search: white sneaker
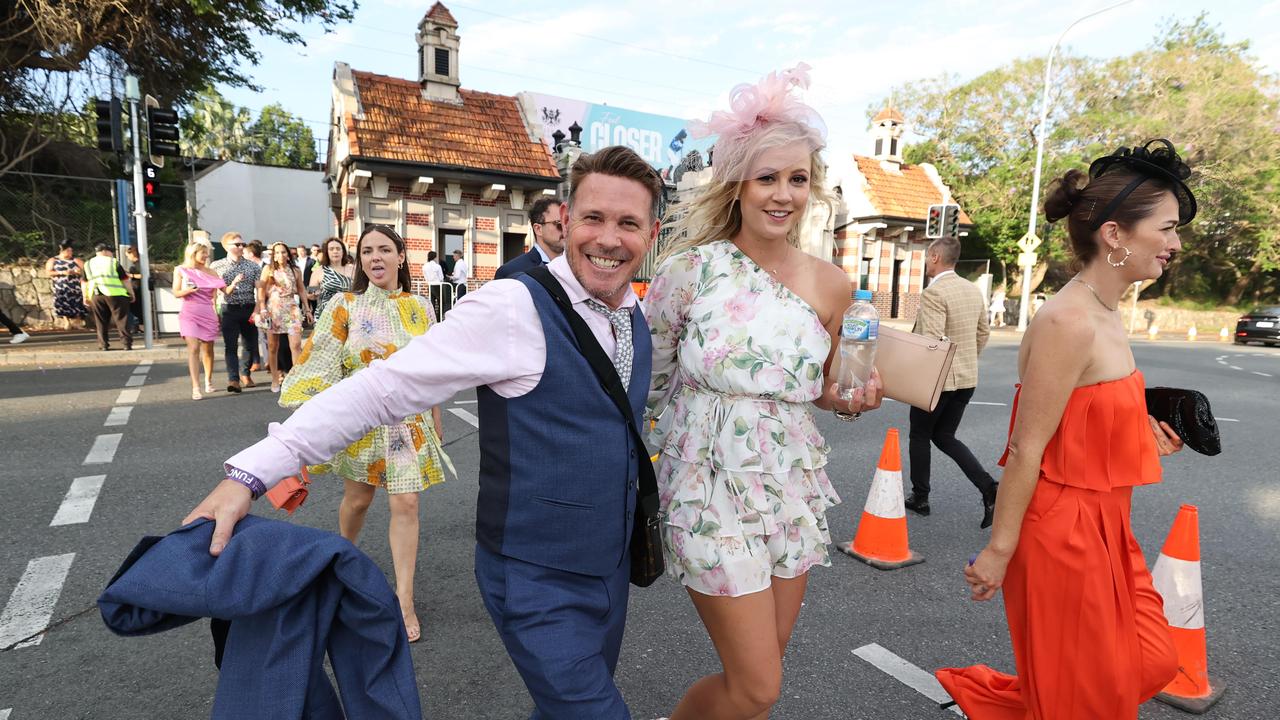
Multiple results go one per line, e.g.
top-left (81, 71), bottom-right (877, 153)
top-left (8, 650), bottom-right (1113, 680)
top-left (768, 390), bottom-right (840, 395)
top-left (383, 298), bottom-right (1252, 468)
top-left (9, 332), bottom-right (29, 344)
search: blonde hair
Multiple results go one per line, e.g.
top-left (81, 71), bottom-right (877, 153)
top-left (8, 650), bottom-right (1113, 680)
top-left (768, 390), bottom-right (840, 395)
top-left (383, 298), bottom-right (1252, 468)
top-left (660, 126), bottom-right (831, 265)
top-left (181, 242), bottom-right (209, 267)
top-left (219, 231), bottom-right (242, 246)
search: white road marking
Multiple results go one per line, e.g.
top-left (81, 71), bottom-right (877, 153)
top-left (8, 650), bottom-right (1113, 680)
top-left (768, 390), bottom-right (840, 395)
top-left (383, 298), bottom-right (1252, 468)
top-left (1, 707), bottom-right (11, 719)
top-left (104, 406), bottom-right (133, 427)
top-left (115, 388), bottom-right (141, 405)
top-left (0, 553), bottom-right (76, 649)
top-left (452, 399), bottom-right (477, 405)
top-left (449, 408), bottom-right (480, 428)
top-left (1229, 365), bottom-right (1243, 371)
top-left (135, 359), bottom-right (152, 367)
top-left (1252, 371), bottom-right (1273, 377)
top-left (83, 434), bottom-right (122, 465)
top-left (1218, 417), bottom-right (1239, 423)
top-left (853, 643), bottom-right (962, 715)
top-left (970, 401), bottom-right (1007, 406)
top-left (131, 366), bottom-right (148, 375)
top-left (124, 374), bottom-right (146, 387)
top-left (50, 475), bottom-right (107, 527)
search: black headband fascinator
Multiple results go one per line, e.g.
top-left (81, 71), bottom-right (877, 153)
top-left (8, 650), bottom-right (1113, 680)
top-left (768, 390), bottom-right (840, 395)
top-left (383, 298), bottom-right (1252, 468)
top-left (1086, 139), bottom-right (1196, 230)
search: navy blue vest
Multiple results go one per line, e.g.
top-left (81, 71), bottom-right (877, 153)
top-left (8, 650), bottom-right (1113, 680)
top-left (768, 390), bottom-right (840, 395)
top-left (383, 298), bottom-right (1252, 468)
top-left (475, 275), bottom-right (652, 577)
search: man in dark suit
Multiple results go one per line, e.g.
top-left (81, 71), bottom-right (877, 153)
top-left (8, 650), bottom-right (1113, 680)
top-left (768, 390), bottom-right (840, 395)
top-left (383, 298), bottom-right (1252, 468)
top-left (293, 243), bottom-right (315, 287)
top-left (495, 196), bottom-right (564, 279)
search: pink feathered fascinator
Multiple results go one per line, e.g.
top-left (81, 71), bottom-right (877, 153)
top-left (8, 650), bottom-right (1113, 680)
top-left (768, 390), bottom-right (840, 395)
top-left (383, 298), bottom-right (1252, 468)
top-left (689, 63), bottom-right (827, 181)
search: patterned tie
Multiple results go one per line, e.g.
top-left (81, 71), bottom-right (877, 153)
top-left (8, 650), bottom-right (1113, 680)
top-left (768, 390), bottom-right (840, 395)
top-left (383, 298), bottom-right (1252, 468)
top-left (584, 299), bottom-right (633, 389)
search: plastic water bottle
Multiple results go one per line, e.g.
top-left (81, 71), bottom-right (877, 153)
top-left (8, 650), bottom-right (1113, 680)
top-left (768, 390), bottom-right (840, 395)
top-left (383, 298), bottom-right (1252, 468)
top-left (837, 290), bottom-right (879, 401)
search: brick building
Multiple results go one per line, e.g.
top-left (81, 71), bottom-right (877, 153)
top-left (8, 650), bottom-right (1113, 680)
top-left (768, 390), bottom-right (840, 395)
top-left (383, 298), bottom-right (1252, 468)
top-left (833, 107), bottom-right (973, 320)
top-left (324, 2), bottom-right (560, 289)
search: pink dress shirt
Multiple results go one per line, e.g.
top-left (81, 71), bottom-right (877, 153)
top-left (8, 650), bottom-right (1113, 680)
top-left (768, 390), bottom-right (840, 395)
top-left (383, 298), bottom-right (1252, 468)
top-left (225, 256), bottom-right (639, 490)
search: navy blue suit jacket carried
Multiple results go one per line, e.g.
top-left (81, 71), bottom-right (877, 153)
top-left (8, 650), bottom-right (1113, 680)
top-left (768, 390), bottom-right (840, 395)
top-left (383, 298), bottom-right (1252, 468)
top-left (98, 516), bottom-right (421, 720)
top-left (493, 246), bottom-right (545, 280)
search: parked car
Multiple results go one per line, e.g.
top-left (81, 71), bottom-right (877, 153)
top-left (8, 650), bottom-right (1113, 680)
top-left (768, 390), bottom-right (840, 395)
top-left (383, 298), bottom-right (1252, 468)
top-left (1235, 305), bottom-right (1280, 346)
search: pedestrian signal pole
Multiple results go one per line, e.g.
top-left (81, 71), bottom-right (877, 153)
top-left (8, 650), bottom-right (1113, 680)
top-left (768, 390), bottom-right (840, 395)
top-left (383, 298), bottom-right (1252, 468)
top-left (125, 75), bottom-right (154, 349)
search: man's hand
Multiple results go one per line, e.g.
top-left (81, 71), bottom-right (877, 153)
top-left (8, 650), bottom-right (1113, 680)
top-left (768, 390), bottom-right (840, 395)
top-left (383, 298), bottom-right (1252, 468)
top-left (182, 479), bottom-right (253, 556)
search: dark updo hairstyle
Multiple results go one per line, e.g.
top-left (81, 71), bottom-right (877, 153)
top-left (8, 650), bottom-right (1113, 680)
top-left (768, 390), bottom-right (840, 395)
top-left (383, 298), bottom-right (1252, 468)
top-left (352, 224), bottom-right (412, 294)
top-left (1044, 139), bottom-right (1195, 266)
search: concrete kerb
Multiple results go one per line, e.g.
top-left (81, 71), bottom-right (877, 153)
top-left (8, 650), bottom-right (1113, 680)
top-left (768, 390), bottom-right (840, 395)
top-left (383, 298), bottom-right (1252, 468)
top-left (0, 345), bottom-right (185, 368)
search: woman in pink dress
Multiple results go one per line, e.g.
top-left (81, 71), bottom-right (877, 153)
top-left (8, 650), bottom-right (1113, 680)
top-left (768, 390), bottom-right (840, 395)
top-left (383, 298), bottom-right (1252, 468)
top-left (173, 242), bottom-right (245, 400)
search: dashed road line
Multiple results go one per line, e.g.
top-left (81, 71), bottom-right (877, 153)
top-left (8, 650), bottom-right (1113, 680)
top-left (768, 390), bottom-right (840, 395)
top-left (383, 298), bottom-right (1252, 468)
top-left (1218, 417), bottom-right (1239, 423)
top-left (130, 366), bottom-right (148, 374)
top-left (1252, 371), bottom-right (1273, 377)
top-left (1, 706), bottom-right (11, 719)
top-left (970, 401), bottom-right (1007, 407)
top-left (50, 476), bottom-right (107, 527)
top-left (115, 388), bottom-right (141, 405)
top-left (135, 359), bottom-right (152, 367)
top-left (83, 434), bottom-right (122, 465)
top-left (124, 374), bottom-right (146, 387)
top-left (853, 643), bottom-right (962, 716)
top-left (448, 408), bottom-right (480, 428)
top-left (0, 553), bottom-right (76, 650)
top-left (1229, 366), bottom-right (1243, 371)
top-left (104, 406), bottom-right (133, 427)
top-left (452, 399), bottom-right (478, 405)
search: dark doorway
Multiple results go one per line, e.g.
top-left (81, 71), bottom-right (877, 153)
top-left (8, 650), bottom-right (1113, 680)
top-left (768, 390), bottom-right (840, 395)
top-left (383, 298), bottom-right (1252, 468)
top-left (890, 258), bottom-right (903, 318)
top-left (503, 232), bottom-right (527, 266)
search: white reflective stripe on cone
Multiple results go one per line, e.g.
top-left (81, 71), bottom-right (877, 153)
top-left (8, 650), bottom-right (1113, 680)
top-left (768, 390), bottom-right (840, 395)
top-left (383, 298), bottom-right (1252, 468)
top-left (1152, 553), bottom-right (1205, 630)
top-left (863, 469), bottom-right (906, 519)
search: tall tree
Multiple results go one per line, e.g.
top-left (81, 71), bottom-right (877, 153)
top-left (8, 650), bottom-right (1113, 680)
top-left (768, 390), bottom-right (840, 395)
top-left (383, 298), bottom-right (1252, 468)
top-left (250, 104), bottom-right (317, 168)
top-left (181, 89), bottom-right (317, 169)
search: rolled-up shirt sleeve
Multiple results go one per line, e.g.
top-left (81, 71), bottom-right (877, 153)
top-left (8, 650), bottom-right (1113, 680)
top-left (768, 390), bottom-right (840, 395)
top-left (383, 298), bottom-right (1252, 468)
top-left (225, 279), bottom-right (544, 490)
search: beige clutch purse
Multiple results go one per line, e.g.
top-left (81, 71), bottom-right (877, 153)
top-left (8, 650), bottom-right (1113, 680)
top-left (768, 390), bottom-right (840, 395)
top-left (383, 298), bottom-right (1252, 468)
top-left (874, 326), bottom-right (957, 412)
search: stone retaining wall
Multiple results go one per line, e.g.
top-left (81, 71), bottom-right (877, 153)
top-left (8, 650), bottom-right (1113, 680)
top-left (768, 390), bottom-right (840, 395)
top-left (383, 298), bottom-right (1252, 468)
top-left (0, 262), bottom-right (56, 328)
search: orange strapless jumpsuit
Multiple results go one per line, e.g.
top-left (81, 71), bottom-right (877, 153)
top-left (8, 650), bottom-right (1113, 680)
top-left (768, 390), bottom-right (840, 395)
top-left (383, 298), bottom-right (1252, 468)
top-left (936, 370), bottom-right (1178, 719)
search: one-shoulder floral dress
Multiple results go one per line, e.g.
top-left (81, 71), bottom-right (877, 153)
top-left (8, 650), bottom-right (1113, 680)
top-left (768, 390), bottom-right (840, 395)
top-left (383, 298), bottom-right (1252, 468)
top-left (645, 241), bottom-right (840, 597)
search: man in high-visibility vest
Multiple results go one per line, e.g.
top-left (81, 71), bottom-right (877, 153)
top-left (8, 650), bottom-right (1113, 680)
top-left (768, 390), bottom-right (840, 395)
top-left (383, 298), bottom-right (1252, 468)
top-left (82, 243), bottom-right (135, 351)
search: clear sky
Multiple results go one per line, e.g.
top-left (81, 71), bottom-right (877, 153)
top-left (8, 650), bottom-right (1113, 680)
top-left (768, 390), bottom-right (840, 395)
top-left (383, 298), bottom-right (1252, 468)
top-left (220, 0), bottom-right (1277, 181)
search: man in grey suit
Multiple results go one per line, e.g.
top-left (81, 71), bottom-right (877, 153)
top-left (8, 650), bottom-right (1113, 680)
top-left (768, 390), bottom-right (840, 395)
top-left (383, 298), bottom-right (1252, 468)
top-left (495, 196), bottom-right (564, 280)
top-left (905, 236), bottom-right (999, 528)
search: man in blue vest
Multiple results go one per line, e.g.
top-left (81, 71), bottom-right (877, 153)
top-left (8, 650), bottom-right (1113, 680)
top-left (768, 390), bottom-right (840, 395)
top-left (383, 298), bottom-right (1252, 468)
top-left (185, 145), bottom-right (663, 719)
top-left (82, 243), bottom-right (135, 351)
top-left (495, 196), bottom-right (564, 279)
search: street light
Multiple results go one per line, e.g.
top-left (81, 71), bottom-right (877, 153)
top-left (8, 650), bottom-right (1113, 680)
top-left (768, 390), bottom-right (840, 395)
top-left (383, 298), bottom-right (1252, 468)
top-left (1018, 0), bottom-right (1134, 332)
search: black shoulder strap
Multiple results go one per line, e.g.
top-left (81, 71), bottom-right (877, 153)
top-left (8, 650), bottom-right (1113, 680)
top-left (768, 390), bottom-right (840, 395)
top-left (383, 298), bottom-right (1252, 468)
top-left (525, 266), bottom-right (658, 508)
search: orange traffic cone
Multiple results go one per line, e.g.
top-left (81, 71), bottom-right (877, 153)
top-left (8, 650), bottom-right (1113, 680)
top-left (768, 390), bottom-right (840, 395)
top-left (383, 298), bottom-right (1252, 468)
top-left (837, 429), bottom-right (924, 570)
top-left (1153, 504), bottom-right (1225, 714)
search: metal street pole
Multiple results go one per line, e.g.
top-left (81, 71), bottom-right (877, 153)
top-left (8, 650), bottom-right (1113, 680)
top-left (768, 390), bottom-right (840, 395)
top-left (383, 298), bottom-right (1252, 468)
top-left (125, 75), bottom-right (154, 349)
top-left (1018, 0), bottom-right (1134, 332)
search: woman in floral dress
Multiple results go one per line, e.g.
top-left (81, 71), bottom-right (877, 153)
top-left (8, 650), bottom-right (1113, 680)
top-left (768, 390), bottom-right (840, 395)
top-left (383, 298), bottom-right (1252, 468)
top-left (280, 225), bottom-right (446, 643)
top-left (260, 241), bottom-right (311, 392)
top-left (45, 242), bottom-right (87, 329)
top-left (646, 65), bottom-right (883, 719)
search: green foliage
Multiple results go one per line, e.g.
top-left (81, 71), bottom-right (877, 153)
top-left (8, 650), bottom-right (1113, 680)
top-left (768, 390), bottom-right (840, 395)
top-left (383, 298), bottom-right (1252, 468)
top-left (885, 13), bottom-right (1280, 304)
top-left (182, 88), bottom-right (317, 168)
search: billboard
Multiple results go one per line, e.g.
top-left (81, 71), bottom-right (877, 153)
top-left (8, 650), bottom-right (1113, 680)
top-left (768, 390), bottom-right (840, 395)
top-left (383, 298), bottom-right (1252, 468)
top-left (520, 92), bottom-right (714, 178)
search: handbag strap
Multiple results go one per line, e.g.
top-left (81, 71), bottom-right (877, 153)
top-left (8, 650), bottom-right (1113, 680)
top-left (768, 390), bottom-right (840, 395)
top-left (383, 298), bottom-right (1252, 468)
top-left (525, 266), bottom-right (659, 517)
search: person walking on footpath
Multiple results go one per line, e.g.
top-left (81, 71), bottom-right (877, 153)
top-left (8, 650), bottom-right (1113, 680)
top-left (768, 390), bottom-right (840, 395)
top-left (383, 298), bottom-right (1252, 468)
top-left (1, 308), bottom-right (29, 343)
top-left (989, 289), bottom-right (1007, 328)
top-left (82, 243), bottom-right (134, 351)
top-left (174, 242), bottom-right (246, 400)
top-left (449, 249), bottom-right (469, 299)
top-left (308, 237), bottom-right (355, 318)
top-left (119, 245), bottom-right (144, 332)
top-left (936, 139), bottom-right (1193, 719)
top-left (495, 197), bottom-right (564, 279)
top-left (46, 241), bottom-right (87, 330)
top-left (210, 232), bottom-right (263, 393)
top-left (904, 235), bottom-right (1000, 528)
top-left (261, 241), bottom-right (311, 393)
top-left (645, 64), bottom-right (882, 720)
top-left (281, 225), bottom-right (447, 643)
top-left (184, 146), bottom-right (663, 719)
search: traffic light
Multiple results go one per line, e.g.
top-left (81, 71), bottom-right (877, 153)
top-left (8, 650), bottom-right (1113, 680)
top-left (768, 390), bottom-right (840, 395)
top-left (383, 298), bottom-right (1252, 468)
top-left (142, 162), bottom-right (160, 210)
top-left (925, 204), bottom-right (943, 239)
top-left (147, 106), bottom-right (180, 158)
top-left (943, 204), bottom-right (960, 238)
top-left (94, 98), bottom-right (123, 153)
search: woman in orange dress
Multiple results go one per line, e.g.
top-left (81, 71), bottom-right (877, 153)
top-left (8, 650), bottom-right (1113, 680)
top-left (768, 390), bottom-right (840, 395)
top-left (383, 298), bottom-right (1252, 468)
top-left (937, 140), bottom-right (1196, 719)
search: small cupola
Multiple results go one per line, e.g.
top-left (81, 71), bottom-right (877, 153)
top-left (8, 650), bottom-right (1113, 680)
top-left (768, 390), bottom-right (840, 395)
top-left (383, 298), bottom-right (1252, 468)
top-left (417, 2), bottom-right (461, 103)
top-left (871, 105), bottom-right (906, 165)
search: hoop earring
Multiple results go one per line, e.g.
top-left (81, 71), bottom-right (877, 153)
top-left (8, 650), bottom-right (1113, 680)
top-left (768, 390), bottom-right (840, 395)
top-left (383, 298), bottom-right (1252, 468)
top-left (1106, 246), bottom-right (1131, 268)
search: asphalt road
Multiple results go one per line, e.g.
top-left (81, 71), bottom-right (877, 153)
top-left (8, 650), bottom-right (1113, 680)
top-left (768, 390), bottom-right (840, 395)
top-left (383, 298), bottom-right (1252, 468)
top-left (0, 338), bottom-right (1275, 719)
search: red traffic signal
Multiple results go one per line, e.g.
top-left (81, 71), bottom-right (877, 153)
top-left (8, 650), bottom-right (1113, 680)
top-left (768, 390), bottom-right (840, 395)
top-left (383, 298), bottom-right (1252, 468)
top-left (142, 162), bottom-right (160, 209)
top-left (926, 204), bottom-right (944, 238)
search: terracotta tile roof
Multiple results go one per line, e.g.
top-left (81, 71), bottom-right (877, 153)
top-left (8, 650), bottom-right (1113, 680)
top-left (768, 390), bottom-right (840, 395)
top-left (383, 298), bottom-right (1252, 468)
top-left (349, 70), bottom-right (559, 181)
top-left (873, 106), bottom-right (904, 123)
top-left (426, 2), bottom-right (457, 27)
top-left (852, 155), bottom-right (973, 224)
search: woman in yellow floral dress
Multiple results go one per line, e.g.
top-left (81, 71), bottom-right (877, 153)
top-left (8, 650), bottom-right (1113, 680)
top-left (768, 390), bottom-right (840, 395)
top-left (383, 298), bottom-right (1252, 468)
top-left (281, 225), bottom-right (447, 642)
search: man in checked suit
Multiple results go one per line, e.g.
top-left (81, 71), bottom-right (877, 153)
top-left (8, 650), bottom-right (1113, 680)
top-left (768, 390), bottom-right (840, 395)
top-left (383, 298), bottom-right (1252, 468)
top-left (904, 236), bottom-right (1000, 528)
top-left (495, 196), bottom-right (565, 279)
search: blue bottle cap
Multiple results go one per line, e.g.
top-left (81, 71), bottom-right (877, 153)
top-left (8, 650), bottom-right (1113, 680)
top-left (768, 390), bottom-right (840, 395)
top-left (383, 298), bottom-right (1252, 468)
top-left (854, 289), bottom-right (872, 302)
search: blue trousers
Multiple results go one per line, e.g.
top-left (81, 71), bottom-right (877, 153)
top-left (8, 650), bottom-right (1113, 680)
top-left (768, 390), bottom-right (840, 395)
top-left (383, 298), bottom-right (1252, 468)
top-left (474, 544), bottom-right (631, 720)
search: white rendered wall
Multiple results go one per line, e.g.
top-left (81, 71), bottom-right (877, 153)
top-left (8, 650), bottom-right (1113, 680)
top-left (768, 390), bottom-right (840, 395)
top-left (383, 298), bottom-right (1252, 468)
top-left (195, 162), bottom-right (330, 247)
